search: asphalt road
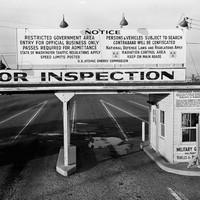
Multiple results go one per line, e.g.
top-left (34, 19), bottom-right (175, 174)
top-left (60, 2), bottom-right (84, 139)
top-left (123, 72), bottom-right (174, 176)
top-left (0, 93), bottom-right (149, 165)
top-left (0, 93), bottom-right (200, 199)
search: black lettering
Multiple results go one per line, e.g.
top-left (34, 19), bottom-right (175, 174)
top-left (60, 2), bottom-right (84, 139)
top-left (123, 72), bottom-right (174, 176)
top-left (41, 72), bottom-right (46, 81)
top-left (161, 71), bottom-right (174, 80)
top-left (176, 148), bottom-right (181, 152)
top-left (140, 72), bottom-right (144, 80)
top-left (125, 72), bottom-right (138, 80)
top-left (48, 72), bottom-right (62, 81)
top-left (146, 71), bottom-right (159, 80)
top-left (92, 30), bottom-right (99, 34)
top-left (85, 30), bottom-right (91, 35)
top-left (85, 29), bottom-right (120, 35)
top-left (80, 72), bottom-right (93, 80)
top-left (65, 72), bottom-right (78, 81)
top-left (110, 72), bottom-right (123, 81)
top-left (96, 72), bottom-right (108, 81)
top-left (14, 72), bottom-right (28, 82)
top-left (0, 72), bottom-right (12, 82)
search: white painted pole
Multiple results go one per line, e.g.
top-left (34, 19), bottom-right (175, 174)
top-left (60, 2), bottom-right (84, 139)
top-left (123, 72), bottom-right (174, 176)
top-left (55, 92), bottom-right (75, 168)
top-left (142, 121), bottom-right (145, 142)
top-left (63, 100), bottom-right (68, 166)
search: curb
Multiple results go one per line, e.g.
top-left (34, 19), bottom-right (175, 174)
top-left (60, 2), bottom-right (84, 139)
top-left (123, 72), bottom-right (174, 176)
top-left (141, 143), bottom-right (200, 177)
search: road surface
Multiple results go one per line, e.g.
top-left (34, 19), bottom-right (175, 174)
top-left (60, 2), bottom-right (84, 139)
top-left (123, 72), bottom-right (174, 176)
top-left (0, 93), bottom-right (199, 200)
top-left (0, 93), bottom-right (149, 162)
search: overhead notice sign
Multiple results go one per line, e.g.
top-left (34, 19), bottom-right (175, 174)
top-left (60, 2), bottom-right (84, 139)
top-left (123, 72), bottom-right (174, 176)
top-left (17, 29), bottom-right (186, 66)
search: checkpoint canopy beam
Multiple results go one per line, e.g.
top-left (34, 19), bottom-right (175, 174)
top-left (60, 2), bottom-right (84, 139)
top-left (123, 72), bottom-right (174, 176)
top-left (0, 67), bottom-right (189, 93)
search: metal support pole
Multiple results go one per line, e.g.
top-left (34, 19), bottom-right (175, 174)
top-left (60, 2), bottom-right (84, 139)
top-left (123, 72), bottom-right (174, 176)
top-left (142, 122), bottom-right (145, 142)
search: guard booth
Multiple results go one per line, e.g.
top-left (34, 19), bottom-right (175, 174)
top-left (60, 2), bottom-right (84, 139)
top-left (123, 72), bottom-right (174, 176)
top-left (149, 90), bottom-right (200, 164)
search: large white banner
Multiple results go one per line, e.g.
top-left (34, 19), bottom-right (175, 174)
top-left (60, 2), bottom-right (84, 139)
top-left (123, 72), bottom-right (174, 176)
top-left (0, 68), bottom-right (185, 84)
top-left (17, 29), bottom-right (186, 66)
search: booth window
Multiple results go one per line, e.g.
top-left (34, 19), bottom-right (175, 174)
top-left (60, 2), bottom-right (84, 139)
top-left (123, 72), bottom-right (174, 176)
top-left (153, 109), bottom-right (156, 123)
top-left (160, 110), bottom-right (165, 137)
top-left (182, 113), bottom-right (198, 142)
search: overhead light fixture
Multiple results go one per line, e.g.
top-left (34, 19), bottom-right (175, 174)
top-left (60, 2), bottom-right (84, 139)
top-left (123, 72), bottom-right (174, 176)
top-left (120, 13), bottom-right (128, 28)
top-left (178, 17), bottom-right (189, 29)
top-left (177, 15), bottom-right (200, 31)
top-left (60, 15), bottom-right (68, 28)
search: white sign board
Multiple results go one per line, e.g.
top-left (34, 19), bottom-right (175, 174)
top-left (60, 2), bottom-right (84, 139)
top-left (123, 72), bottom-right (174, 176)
top-left (17, 29), bottom-right (186, 66)
top-left (174, 145), bottom-right (197, 162)
top-left (0, 68), bottom-right (185, 84)
top-left (176, 91), bottom-right (200, 107)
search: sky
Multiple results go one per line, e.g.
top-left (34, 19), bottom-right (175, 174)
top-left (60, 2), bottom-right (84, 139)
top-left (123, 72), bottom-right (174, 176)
top-left (0, 0), bottom-right (200, 77)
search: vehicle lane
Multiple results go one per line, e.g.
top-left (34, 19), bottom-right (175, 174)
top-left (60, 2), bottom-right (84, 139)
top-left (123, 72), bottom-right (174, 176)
top-left (71, 94), bottom-right (124, 138)
top-left (97, 94), bottom-right (149, 138)
top-left (0, 93), bottom-right (149, 140)
top-left (71, 94), bottom-right (149, 137)
top-left (0, 94), bottom-right (62, 143)
top-left (70, 93), bottom-right (149, 162)
top-left (20, 95), bottom-right (63, 135)
top-left (0, 101), bottom-right (47, 140)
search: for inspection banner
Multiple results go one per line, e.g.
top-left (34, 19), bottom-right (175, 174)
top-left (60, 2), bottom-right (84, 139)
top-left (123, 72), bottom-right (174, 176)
top-left (17, 29), bottom-right (186, 66)
top-left (0, 68), bottom-right (185, 84)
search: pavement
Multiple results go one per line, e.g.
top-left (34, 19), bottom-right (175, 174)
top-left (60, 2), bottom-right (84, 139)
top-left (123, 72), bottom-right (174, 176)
top-left (140, 141), bottom-right (200, 176)
top-left (2, 138), bottom-right (200, 199)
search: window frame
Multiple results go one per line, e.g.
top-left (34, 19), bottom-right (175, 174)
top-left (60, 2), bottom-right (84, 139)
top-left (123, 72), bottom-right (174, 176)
top-left (152, 109), bottom-right (156, 123)
top-left (181, 112), bottom-right (199, 143)
top-left (160, 110), bottom-right (165, 137)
